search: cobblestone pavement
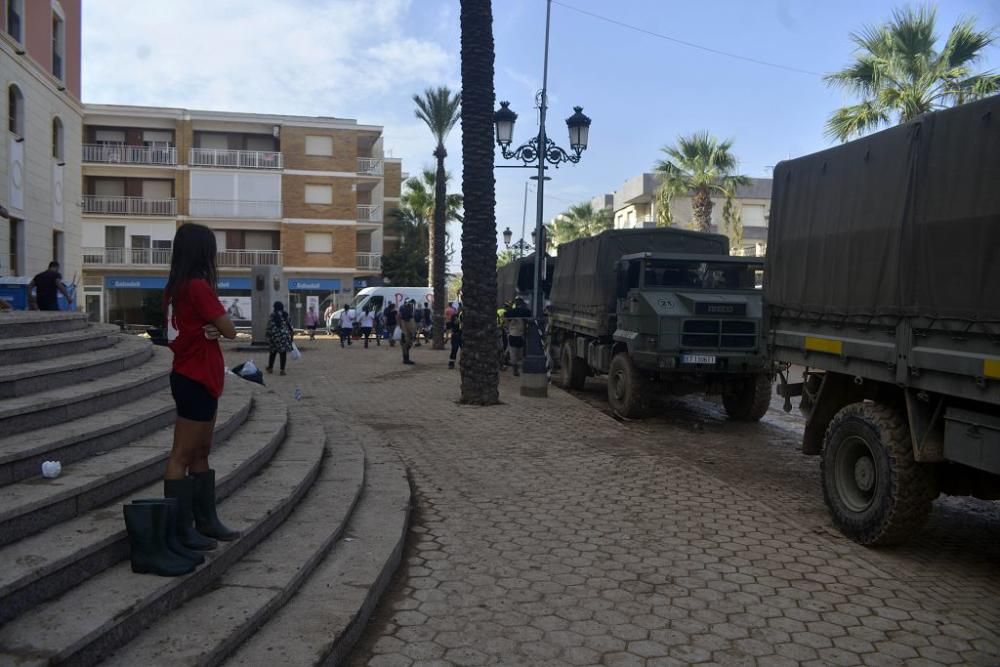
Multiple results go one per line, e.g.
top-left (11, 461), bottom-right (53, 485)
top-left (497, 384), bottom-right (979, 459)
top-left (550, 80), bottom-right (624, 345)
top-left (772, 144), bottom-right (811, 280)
top-left (237, 338), bottom-right (1000, 666)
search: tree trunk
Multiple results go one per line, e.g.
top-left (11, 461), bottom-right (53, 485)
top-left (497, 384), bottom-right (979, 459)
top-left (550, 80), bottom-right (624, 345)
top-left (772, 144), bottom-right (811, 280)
top-left (692, 186), bottom-right (714, 233)
top-left (431, 144), bottom-right (447, 350)
top-left (459, 0), bottom-right (499, 405)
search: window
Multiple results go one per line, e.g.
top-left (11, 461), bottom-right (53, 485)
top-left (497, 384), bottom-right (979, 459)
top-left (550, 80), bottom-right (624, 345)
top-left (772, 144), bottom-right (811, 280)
top-left (8, 85), bottom-right (24, 136)
top-left (304, 232), bottom-right (332, 253)
top-left (52, 231), bottom-right (64, 266)
top-left (305, 135), bottom-right (333, 156)
top-left (142, 130), bottom-right (173, 146)
top-left (52, 11), bottom-right (65, 80)
top-left (95, 129), bottom-right (126, 144)
top-left (52, 117), bottom-right (64, 160)
top-left (304, 184), bottom-right (333, 205)
top-left (7, 0), bottom-right (23, 42)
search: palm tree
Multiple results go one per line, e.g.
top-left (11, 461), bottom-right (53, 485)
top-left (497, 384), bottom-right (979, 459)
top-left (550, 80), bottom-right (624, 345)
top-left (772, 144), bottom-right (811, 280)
top-left (825, 6), bottom-right (999, 141)
top-left (381, 205), bottom-right (429, 286)
top-left (414, 87), bottom-right (462, 351)
top-left (654, 132), bottom-right (749, 233)
top-left (544, 202), bottom-right (612, 249)
top-left (401, 170), bottom-right (464, 231)
top-left (459, 0), bottom-right (499, 405)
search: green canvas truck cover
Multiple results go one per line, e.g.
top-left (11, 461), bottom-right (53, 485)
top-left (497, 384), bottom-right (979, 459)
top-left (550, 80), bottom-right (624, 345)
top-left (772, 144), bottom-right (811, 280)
top-left (766, 95), bottom-right (1000, 322)
top-left (497, 254), bottom-right (557, 307)
top-left (550, 228), bottom-right (729, 334)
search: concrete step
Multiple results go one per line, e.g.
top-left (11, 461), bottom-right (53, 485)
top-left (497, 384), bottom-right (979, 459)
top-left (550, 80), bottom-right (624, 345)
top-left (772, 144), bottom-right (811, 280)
top-left (0, 323), bottom-right (121, 365)
top-left (0, 334), bottom-right (152, 399)
top-left (0, 388), bottom-right (285, 628)
top-left (103, 424), bottom-right (366, 667)
top-left (0, 345), bottom-right (171, 436)
top-left (0, 380), bottom-right (253, 547)
top-left (0, 391), bottom-right (175, 487)
top-left (223, 439), bottom-right (411, 667)
top-left (0, 394), bottom-right (324, 667)
top-left (0, 311), bottom-right (89, 339)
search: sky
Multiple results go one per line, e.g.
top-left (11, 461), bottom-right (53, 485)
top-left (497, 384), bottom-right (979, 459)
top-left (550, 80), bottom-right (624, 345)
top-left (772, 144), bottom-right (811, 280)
top-left (82, 0), bottom-right (1000, 269)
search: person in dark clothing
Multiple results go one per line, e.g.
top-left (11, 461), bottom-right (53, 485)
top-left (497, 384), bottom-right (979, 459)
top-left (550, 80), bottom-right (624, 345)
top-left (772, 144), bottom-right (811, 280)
top-left (448, 303), bottom-right (463, 369)
top-left (399, 299), bottom-right (416, 364)
top-left (30, 261), bottom-right (71, 311)
top-left (384, 304), bottom-right (398, 347)
top-left (504, 297), bottom-right (532, 376)
top-left (421, 302), bottom-right (432, 341)
top-left (265, 301), bottom-right (294, 375)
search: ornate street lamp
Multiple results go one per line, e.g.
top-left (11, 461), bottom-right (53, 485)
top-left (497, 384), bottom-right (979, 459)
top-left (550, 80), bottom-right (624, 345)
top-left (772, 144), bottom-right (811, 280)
top-left (493, 0), bottom-right (591, 399)
top-left (502, 227), bottom-right (513, 248)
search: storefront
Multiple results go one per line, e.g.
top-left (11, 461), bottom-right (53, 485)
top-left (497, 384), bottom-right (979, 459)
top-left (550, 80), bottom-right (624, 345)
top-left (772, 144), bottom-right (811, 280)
top-left (286, 278), bottom-right (342, 328)
top-left (103, 276), bottom-right (254, 326)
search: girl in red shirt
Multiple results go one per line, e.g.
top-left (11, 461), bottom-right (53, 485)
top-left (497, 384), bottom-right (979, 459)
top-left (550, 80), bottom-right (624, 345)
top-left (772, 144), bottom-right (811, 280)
top-left (162, 224), bottom-right (239, 554)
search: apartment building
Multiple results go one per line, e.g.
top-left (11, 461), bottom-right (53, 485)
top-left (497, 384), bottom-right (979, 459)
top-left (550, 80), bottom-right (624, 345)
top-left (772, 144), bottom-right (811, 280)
top-left (79, 104), bottom-right (402, 325)
top-left (0, 0), bottom-right (83, 285)
top-left (606, 174), bottom-right (772, 255)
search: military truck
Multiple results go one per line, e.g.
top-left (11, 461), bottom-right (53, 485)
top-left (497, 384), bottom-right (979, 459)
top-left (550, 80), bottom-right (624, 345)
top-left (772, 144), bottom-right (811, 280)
top-left (766, 96), bottom-right (1000, 546)
top-left (548, 228), bottom-right (770, 420)
top-left (497, 253), bottom-right (556, 308)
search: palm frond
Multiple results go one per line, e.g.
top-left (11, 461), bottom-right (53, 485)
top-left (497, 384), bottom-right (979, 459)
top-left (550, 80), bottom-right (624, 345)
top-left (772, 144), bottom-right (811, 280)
top-left (939, 16), bottom-right (995, 70)
top-left (413, 87), bottom-right (462, 146)
top-left (825, 101), bottom-right (891, 141)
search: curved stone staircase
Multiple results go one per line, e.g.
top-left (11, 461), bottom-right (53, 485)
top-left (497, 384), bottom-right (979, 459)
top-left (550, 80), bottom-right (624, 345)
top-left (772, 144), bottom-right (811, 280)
top-left (0, 312), bottom-right (410, 666)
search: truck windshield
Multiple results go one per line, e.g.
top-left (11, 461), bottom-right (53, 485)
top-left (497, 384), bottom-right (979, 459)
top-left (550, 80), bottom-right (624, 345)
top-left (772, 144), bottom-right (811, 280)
top-left (643, 260), bottom-right (761, 290)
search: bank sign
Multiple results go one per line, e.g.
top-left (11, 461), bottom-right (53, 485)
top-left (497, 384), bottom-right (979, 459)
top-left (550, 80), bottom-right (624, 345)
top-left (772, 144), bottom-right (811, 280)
top-left (288, 279), bottom-right (341, 292)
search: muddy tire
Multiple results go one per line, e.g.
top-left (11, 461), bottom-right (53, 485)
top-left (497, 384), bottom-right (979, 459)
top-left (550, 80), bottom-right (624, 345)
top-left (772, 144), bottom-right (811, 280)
top-left (607, 354), bottom-right (650, 418)
top-left (821, 402), bottom-right (938, 546)
top-left (558, 341), bottom-right (587, 390)
top-left (722, 373), bottom-right (772, 421)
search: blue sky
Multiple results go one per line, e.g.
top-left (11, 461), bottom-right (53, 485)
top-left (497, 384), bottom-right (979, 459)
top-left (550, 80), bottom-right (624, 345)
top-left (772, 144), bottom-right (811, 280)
top-left (82, 0), bottom-right (1000, 267)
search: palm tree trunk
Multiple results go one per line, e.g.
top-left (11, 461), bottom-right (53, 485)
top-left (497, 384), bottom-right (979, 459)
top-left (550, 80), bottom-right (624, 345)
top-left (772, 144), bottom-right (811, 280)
top-left (459, 0), bottom-right (499, 405)
top-left (431, 144), bottom-right (447, 350)
top-left (692, 186), bottom-right (714, 233)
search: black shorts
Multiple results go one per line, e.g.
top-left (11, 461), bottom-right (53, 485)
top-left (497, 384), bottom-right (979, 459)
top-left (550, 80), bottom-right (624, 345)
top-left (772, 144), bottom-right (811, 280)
top-left (170, 372), bottom-right (218, 422)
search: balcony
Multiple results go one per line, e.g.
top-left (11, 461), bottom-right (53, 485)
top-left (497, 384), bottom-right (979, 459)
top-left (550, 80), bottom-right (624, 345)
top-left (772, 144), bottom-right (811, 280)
top-left (357, 205), bottom-right (382, 222)
top-left (189, 199), bottom-right (282, 219)
top-left (82, 247), bottom-right (282, 268)
top-left (356, 253), bottom-right (382, 271)
top-left (82, 144), bottom-right (177, 166)
top-left (357, 158), bottom-right (383, 176)
top-left (82, 195), bottom-right (177, 216)
top-left (189, 148), bottom-right (283, 170)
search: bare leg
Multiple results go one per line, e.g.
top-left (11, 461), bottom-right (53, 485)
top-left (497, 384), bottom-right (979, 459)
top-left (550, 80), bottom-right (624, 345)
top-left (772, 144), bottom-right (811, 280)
top-left (167, 415), bottom-right (216, 479)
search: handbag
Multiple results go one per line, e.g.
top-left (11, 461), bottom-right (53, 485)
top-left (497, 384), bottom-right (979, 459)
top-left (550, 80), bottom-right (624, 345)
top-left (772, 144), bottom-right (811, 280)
top-left (392, 325), bottom-right (402, 341)
top-left (290, 343), bottom-right (301, 361)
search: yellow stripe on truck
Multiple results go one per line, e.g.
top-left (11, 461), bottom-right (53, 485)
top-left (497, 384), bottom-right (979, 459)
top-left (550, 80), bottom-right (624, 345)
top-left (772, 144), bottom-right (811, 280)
top-left (984, 359), bottom-right (1000, 379)
top-left (804, 336), bottom-right (843, 355)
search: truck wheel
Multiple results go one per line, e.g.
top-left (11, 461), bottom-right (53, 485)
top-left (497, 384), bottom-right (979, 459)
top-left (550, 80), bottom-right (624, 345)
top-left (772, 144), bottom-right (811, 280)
top-left (722, 374), bottom-right (772, 421)
top-left (559, 341), bottom-right (588, 390)
top-left (607, 354), bottom-right (649, 418)
top-left (821, 402), bottom-right (938, 546)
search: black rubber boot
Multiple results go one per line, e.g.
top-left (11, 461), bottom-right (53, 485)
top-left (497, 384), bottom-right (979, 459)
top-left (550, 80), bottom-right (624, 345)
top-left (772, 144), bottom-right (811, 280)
top-left (164, 478), bottom-right (217, 550)
top-left (123, 502), bottom-right (198, 577)
top-left (189, 469), bottom-right (241, 541)
top-left (132, 498), bottom-right (205, 565)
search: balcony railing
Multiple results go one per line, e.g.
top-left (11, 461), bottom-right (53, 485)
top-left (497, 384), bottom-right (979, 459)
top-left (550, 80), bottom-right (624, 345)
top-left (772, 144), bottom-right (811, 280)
top-left (83, 195), bottom-right (177, 216)
top-left (357, 205), bottom-right (382, 222)
top-left (356, 253), bottom-right (382, 271)
top-left (189, 148), bottom-right (283, 170)
top-left (188, 199), bottom-right (282, 219)
top-left (82, 247), bottom-right (282, 268)
top-left (82, 143), bottom-right (177, 166)
top-left (357, 158), bottom-right (383, 176)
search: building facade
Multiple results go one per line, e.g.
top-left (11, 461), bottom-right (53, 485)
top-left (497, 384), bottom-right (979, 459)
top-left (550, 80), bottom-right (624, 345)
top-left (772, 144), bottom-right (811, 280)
top-left (0, 0), bottom-right (83, 285)
top-left (79, 104), bottom-right (402, 325)
top-left (607, 174), bottom-right (772, 255)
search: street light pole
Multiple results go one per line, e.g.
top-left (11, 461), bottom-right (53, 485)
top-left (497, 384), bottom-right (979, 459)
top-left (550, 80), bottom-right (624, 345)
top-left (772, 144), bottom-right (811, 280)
top-left (532, 0), bottom-right (552, 321)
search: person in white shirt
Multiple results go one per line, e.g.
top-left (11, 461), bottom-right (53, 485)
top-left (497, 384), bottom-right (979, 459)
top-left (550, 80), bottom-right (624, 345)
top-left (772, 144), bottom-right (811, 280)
top-left (324, 304), bottom-right (336, 336)
top-left (338, 305), bottom-right (355, 347)
top-left (359, 308), bottom-right (376, 348)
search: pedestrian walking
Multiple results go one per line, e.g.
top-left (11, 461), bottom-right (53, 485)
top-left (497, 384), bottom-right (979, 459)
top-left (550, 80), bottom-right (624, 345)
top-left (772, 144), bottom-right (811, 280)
top-left (444, 302), bottom-right (456, 342)
top-left (412, 302), bottom-right (423, 347)
top-left (305, 305), bottom-right (318, 341)
top-left (360, 307), bottom-right (375, 348)
top-left (338, 304), bottom-right (354, 347)
top-left (505, 297), bottom-right (532, 377)
top-left (139, 223), bottom-right (238, 578)
top-left (384, 304), bottom-right (398, 347)
top-left (266, 302), bottom-right (294, 376)
top-left (29, 261), bottom-right (71, 311)
top-left (448, 302), bottom-right (463, 369)
top-left (399, 299), bottom-right (417, 364)
top-left (421, 302), bottom-right (432, 342)
top-left (324, 304), bottom-right (335, 336)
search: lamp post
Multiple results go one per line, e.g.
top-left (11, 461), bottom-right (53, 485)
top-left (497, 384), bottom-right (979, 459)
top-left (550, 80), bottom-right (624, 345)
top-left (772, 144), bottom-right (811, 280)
top-left (493, 0), bottom-right (591, 398)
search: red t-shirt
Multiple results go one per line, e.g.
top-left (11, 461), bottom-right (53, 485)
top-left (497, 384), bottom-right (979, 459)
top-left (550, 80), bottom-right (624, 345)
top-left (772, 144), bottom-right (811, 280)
top-left (166, 279), bottom-right (226, 398)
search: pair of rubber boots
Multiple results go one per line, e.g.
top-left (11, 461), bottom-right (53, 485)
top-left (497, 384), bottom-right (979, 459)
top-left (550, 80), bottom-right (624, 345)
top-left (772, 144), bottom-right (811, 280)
top-left (403, 350), bottom-right (415, 365)
top-left (123, 470), bottom-right (240, 577)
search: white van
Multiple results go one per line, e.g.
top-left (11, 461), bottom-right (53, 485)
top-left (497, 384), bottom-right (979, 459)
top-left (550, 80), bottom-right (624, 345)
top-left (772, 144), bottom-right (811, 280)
top-left (352, 286), bottom-right (435, 313)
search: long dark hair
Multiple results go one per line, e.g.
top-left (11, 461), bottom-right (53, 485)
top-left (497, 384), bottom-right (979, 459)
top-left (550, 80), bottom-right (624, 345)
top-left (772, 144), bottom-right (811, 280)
top-left (165, 223), bottom-right (218, 306)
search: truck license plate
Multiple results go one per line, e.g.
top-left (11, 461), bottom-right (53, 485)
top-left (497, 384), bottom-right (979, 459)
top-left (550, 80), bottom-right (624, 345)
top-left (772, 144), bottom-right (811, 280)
top-left (682, 354), bottom-right (716, 365)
